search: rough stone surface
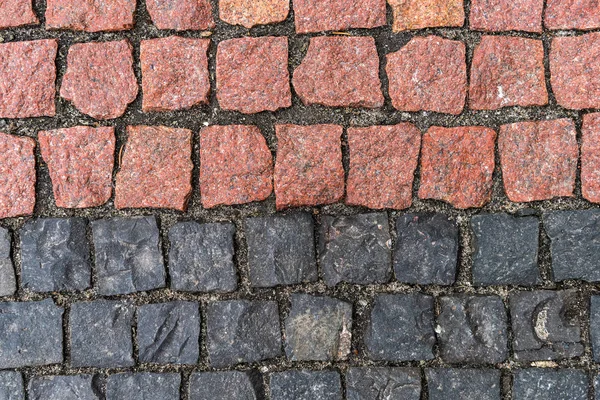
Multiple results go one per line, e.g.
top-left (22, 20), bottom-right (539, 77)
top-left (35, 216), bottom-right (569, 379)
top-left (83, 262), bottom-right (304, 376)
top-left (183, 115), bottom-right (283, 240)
top-left (513, 369), bottom-right (588, 400)
top-left (137, 301), bottom-right (200, 365)
top-left (28, 375), bottom-right (99, 400)
top-left (388, 0), bottom-right (464, 31)
top-left (437, 295), bottom-right (508, 363)
top-left (0, 40), bottom-right (57, 118)
top-left (115, 125), bottom-right (193, 211)
top-left (509, 290), bottom-right (584, 360)
top-left (91, 217), bottom-right (165, 295)
top-left (274, 124), bottom-right (344, 209)
top-left (20, 218), bottom-right (91, 292)
top-left (582, 113), bottom-right (600, 203)
top-left (394, 213), bottom-right (458, 285)
top-left (347, 124), bottom-right (420, 209)
top-left (470, 36), bottom-right (547, 110)
top-left (141, 37), bottom-right (210, 112)
top-left (0, 227), bottom-right (15, 296)
top-left (0, 299), bottom-right (63, 368)
top-left (45, 0), bottom-right (135, 31)
top-left (189, 372), bottom-right (260, 400)
top-left (60, 40), bottom-right (138, 119)
top-left (0, 132), bottom-right (36, 219)
top-left (365, 293), bottom-right (436, 361)
top-left (0, 372), bottom-right (23, 400)
top-left (386, 36), bottom-right (466, 114)
top-left (544, 210), bottom-right (600, 282)
top-left (206, 300), bottom-right (282, 367)
top-left (471, 213), bottom-right (540, 285)
top-left (200, 125), bottom-right (272, 208)
top-left (426, 369), bottom-right (501, 400)
top-left (320, 213), bottom-right (392, 286)
top-left (146, 0), bottom-right (215, 30)
top-left (69, 300), bottom-right (134, 368)
top-left (550, 33), bottom-right (600, 110)
top-left (470, 0), bottom-right (544, 32)
top-left (107, 373), bottom-right (180, 400)
top-left (293, 0), bottom-right (386, 33)
top-left (499, 119), bottom-right (578, 202)
top-left (39, 126), bottom-right (115, 208)
top-left (545, 0), bottom-right (600, 30)
top-left (245, 213), bottom-right (317, 287)
top-left (216, 36), bottom-right (291, 114)
top-left (590, 296), bottom-right (600, 362)
top-left (168, 222), bottom-right (237, 292)
top-left (0, 0), bottom-right (38, 28)
top-left (285, 294), bottom-right (352, 361)
top-left (418, 126), bottom-right (496, 209)
top-left (270, 371), bottom-right (342, 400)
top-left (292, 36), bottom-right (384, 108)
top-left (346, 368), bottom-right (421, 400)
top-left (220, 0), bottom-right (289, 28)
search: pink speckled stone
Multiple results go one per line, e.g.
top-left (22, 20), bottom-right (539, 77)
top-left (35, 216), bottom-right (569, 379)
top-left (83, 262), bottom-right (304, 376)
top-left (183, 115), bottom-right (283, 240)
top-left (0, 133), bottom-right (36, 219)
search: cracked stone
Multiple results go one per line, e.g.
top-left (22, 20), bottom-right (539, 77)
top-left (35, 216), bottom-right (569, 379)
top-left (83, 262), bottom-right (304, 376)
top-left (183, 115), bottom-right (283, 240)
top-left (0, 372), bottom-right (23, 400)
top-left (189, 371), bottom-right (261, 400)
top-left (437, 295), bottom-right (508, 363)
top-left (0, 39), bottom-right (57, 118)
top-left (365, 293), bottom-right (435, 361)
top-left (28, 375), bottom-right (100, 400)
top-left (590, 296), bottom-right (600, 362)
top-left (0, 0), bottom-right (38, 28)
top-left (346, 368), bottom-right (421, 400)
top-left (293, 0), bottom-right (386, 33)
top-left (45, 0), bottom-right (135, 31)
top-left (245, 213), bottom-right (317, 288)
top-left (0, 228), bottom-right (15, 296)
top-left (470, 0), bottom-right (544, 32)
top-left (200, 125), bottom-right (272, 208)
top-left (107, 373), bottom-right (180, 400)
top-left (220, 0), bottom-right (289, 28)
top-left (471, 213), bottom-right (540, 285)
top-left (470, 36), bottom-right (547, 110)
top-left (270, 371), bottom-right (342, 400)
top-left (69, 300), bottom-right (134, 368)
top-left (20, 218), bottom-right (91, 292)
top-left (168, 222), bottom-right (237, 293)
top-left (0, 299), bottom-right (63, 368)
top-left (137, 301), bottom-right (200, 365)
top-left (39, 126), bottom-right (115, 208)
top-left (513, 369), bottom-right (588, 400)
top-left (285, 294), bottom-right (352, 361)
top-left (544, 210), bottom-right (600, 282)
top-left (582, 113), bottom-right (600, 203)
top-left (292, 36), bottom-right (384, 108)
top-left (216, 36), bottom-right (291, 114)
top-left (91, 217), bottom-right (165, 295)
top-left (426, 369), bottom-right (501, 400)
top-left (206, 300), bottom-right (282, 367)
top-left (115, 125), bottom-right (193, 211)
top-left (0, 132), bottom-right (36, 219)
top-left (545, 0), bottom-right (600, 30)
top-left (394, 213), bottom-right (458, 285)
top-left (509, 290), bottom-right (584, 361)
top-left (320, 213), bottom-right (392, 286)
top-left (389, 0), bottom-right (464, 31)
top-left (146, 0), bottom-right (214, 30)
top-left (60, 40), bottom-right (138, 119)
top-left (386, 36), bottom-right (467, 114)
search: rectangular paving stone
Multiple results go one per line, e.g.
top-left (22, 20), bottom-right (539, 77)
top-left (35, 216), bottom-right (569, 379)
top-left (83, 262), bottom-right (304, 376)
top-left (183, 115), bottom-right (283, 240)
top-left (582, 113), bottom-right (600, 202)
top-left (513, 369), bottom-right (588, 400)
top-left (45, 0), bottom-right (135, 31)
top-left (28, 375), bottom-right (100, 400)
top-left (69, 300), bottom-right (134, 368)
top-left (146, 0), bottom-right (215, 30)
top-left (426, 368), bottom-right (501, 400)
top-left (220, 0), bottom-right (289, 28)
top-left (92, 217), bottom-right (165, 295)
top-left (0, 371), bottom-right (23, 400)
top-left (394, 213), bottom-right (458, 285)
top-left (293, 0), bottom-right (386, 33)
top-left (590, 296), bottom-right (600, 362)
top-left (545, 0), bottom-right (600, 30)
top-left (389, 0), bottom-right (464, 31)
top-left (509, 290), bottom-right (584, 361)
top-left (437, 295), bottom-right (508, 363)
top-left (137, 301), bottom-right (200, 365)
top-left (470, 0), bottom-right (544, 32)
top-left (0, 227), bottom-right (15, 296)
top-left (346, 367), bottom-right (421, 400)
top-left (471, 213), bottom-right (540, 285)
top-left (190, 371), bottom-right (261, 400)
top-left (168, 221), bottom-right (237, 293)
top-left (270, 370), bottom-right (342, 400)
top-left (544, 210), bottom-right (600, 282)
top-left (0, 132), bottom-right (36, 219)
top-left (107, 373), bottom-right (181, 400)
top-left (245, 212), bottom-right (317, 287)
top-left (365, 293), bottom-right (435, 361)
top-left (0, 0), bottom-right (38, 28)
top-left (20, 218), bottom-right (91, 292)
top-left (206, 300), bottom-right (282, 367)
top-left (320, 213), bottom-right (392, 286)
top-left (0, 299), bottom-right (63, 368)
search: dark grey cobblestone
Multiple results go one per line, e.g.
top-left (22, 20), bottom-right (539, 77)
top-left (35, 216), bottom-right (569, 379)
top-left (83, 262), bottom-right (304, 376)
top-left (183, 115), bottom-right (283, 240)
top-left (28, 375), bottom-right (100, 400)
top-left (189, 371), bottom-right (261, 400)
top-left (346, 367), bottom-right (421, 400)
top-left (0, 227), bottom-right (15, 296)
top-left (106, 373), bottom-right (180, 400)
top-left (591, 296), bottom-right (600, 362)
top-left (512, 369), bottom-right (588, 400)
top-left (270, 370), bottom-right (342, 400)
top-left (425, 368), bottom-right (501, 400)
top-left (0, 371), bottom-right (23, 400)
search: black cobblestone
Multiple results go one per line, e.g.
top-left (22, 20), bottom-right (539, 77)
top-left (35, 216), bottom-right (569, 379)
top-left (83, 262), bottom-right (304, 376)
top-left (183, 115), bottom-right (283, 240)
top-left (270, 370), bottom-right (342, 400)
top-left (512, 369), bottom-right (588, 400)
top-left (0, 371), bottom-right (23, 400)
top-left (106, 373), bottom-right (180, 400)
top-left (0, 227), bottom-right (15, 296)
top-left (28, 375), bottom-right (99, 400)
top-left (346, 367), bottom-right (421, 400)
top-left (425, 368), bottom-right (501, 400)
top-left (189, 371), bottom-right (261, 400)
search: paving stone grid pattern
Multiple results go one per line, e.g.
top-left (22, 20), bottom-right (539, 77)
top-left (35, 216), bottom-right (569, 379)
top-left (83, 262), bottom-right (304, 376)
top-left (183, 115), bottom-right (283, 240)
top-left (2, 0), bottom-right (600, 399)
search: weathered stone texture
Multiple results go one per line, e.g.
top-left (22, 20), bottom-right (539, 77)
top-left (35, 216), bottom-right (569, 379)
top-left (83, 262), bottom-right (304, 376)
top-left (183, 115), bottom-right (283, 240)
top-left (346, 368), bottom-right (421, 400)
top-left (0, 228), bottom-right (15, 296)
top-left (0, 0), bottom-right (38, 28)
top-left (513, 369), bottom-right (588, 400)
top-left (220, 0), bottom-right (289, 28)
top-left (190, 372), bottom-right (260, 400)
top-left (426, 369), bottom-right (501, 400)
top-left (590, 296), bottom-right (600, 362)
top-left (293, 0), bottom-right (386, 33)
top-left (470, 0), bottom-right (544, 32)
top-left (146, 0), bottom-right (215, 30)
top-left (270, 371), bottom-right (342, 400)
top-left (583, 113), bottom-right (600, 203)
top-left (545, 0), bottom-right (600, 30)
top-left (0, 132), bottom-right (36, 219)
top-left (0, 372), bottom-right (23, 400)
top-left (45, 0), bottom-right (135, 31)
top-left (28, 375), bottom-right (99, 400)
top-left (107, 373), bottom-right (181, 400)
top-left (388, 0), bottom-right (464, 31)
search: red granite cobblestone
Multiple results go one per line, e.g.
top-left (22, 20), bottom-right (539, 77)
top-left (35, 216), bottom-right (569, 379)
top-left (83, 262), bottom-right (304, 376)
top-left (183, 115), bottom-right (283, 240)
top-left (580, 113), bottom-right (600, 203)
top-left (0, 133), bottom-right (36, 219)
top-left (293, 0), bottom-right (386, 33)
top-left (146, 0), bottom-right (215, 31)
top-left (389, 0), bottom-right (464, 32)
top-left (469, 0), bottom-right (544, 32)
top-left (545, 0), bottom-right (600, 30)
top-left (220, 0), bottom-right (289, 28)
top-left (45, 0), bottom-right (135, 32)
top-left (0, 0), bottom-right (38, 29)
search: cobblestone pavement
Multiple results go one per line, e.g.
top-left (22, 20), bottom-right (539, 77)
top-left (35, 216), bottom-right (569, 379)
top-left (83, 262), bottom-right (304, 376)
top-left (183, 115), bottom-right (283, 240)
top-left (1, 0), bottom-right (600, 399)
